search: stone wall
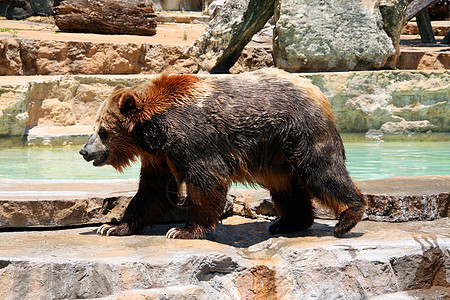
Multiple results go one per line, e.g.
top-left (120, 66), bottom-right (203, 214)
top-left (302, 70), bottom-right (450, 135)
top-left (0, 38), bottom-right (200, 76)
top-left (0, 70), bottom-right (448, 145)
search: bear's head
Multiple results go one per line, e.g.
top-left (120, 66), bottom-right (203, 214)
top-left (79, 74), bottom-right (210, 171)
top-left (79, 84), bottom-right (142, 171)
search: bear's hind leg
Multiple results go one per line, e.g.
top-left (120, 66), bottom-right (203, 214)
top-left (269, 179), bottom-right (314, 235)
top-left (304, 165), bottom-right (366, 237)
top-left (333, 203), bottom-right (366, 237)
top-left (166, 185), bottom-right (228, 239)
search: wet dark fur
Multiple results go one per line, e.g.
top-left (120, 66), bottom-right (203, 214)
top-left (81, 70), bottom-right (366, 239)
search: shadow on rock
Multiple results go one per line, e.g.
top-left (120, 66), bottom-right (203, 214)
top-left (207, 220), bottom-right (364, 248)
top-left (79, 219), bottom-right (364, 247)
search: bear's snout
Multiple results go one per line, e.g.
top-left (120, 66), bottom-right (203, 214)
top-left (79, 147), bottom-right (95, 162)
top-left (79, 147), bottom-right (109, 166)
top-left (79, 148), bottom-right (88, 159)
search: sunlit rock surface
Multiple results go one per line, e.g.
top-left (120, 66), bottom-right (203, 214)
top-left (0, 80), bottom-right (28, 136)
top-left (302, 70), bottom-right (450, 135)
top-left (0, 217), bottom-right (448, 299)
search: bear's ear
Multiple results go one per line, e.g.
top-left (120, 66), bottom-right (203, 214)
top-left (119, 92), bottom-right (140, 132)
top-left (113, 84), bottom-right (126, 92)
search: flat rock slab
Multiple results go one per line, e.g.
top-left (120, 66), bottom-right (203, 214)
top-left (0, 217), bottom-right (448, 299)
top-left (357, 176), bottom-right (449, 196)
top-left (359, 176), bottom-right (449, 222)
top-left (0, 176), bottom-right (448, 228)
top-left (0, 179), bottom-right (137, 228)
top-left (0, 179), bottom-right (137, 200)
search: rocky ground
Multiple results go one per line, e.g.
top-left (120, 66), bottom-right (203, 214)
top-left (0, 217), bottom-right (449, 299)
top-left (0, 176), bottom-right (449, 299)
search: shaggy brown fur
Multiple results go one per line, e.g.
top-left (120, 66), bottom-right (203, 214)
top-left (80, 69), bottom-right (366, 239)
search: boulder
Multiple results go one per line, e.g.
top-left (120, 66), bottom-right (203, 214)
top-left (5, 0), bottom-right (53, 19)
top-left (31, 0), bottom-right (53, 16)
top-left (0, 3), bottom-right (8, 17)
top-left (5, 0), bottom-right (33, 19)
top-left (273, 0), bottom-right (407, 71)
top-left (187, 0), bottom-right (275, 73)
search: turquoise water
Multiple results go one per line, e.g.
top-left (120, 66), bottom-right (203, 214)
top-left (0, 142), bottom-right (449, 181)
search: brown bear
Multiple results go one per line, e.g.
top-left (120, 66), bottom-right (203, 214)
top-left (80, 68), bottom-right (366, 239)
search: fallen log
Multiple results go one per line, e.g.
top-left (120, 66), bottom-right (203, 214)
top-left (54, 0), bottom-right (157, 36)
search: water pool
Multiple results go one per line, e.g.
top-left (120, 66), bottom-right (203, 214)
top-left (0, 142), bottom-right (449, 181)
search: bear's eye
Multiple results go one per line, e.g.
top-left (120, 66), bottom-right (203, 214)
top-left (98, 127), bottom-right (108, 140)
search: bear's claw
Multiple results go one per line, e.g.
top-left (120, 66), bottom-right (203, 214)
top-left (166, 226), bottom-right (206, 239)
top-left (96, 223), bottom-right (131, 236)
top-left (166, 227), bottom-right (182, 239)
top-left (97, 224), bottom-right (116, 236)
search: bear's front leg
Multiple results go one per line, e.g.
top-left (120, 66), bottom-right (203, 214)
top-left (97, 161), bottom-right (179, 236)
top-left (166, 185), bottom-right (228, 239)
top-left (96, 185), bottom-right (175, 236)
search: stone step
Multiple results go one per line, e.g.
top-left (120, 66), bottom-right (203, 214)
top-left (0, 176), bottom-right (448, 229)
top-left (397, 35), bottom-right (450, 69)
top-left (402, 20), bottom-right (450, 36)
top-left (156, 11), bottom-right (211, 24)
top-left (0, 217), bottom-right (448, 299)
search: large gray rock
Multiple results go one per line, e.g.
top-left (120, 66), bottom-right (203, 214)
top-left (273, 0), bottom-right (407, 71)
top-left (187, 0), bottom-right (275, 73)
top-left (5, 0), bottom-right (33, 19)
